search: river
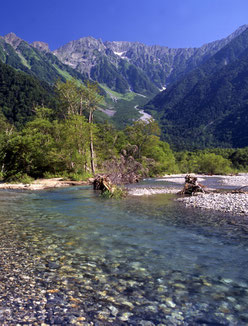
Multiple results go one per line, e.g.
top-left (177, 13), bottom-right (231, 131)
top-left (0, 180), bottom-right (248, 325)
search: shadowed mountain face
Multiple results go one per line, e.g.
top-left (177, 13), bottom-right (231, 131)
top-left (144, 27), bottom-right (248, 149)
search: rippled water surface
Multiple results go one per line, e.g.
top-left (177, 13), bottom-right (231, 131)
top-left (1, 184), bottom-right (248, 325)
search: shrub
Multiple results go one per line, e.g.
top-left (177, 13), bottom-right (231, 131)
top-left (101, 186), bottom-right (126, 199)
top-left (68, 172), bottom-right (93, 181)
top-left (7, 173), bottom-right (34, 184)
top-left (195, 153), bottom-right (232, 175)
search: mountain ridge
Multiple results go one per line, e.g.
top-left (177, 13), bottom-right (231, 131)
top-left (144, 26), bottom-right (248, 149)
top-left (0, 32), bottom-right (87, 85)
top-left (53, 24), bottom-right (248, 93)
top-left (2, 25), bottom-right (247, 96)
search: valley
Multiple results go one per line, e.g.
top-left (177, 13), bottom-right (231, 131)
top-left (1, 25), bottom-right (248, 140)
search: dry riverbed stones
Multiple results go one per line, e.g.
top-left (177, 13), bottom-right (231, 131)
top-left (178, 193), bottom-right (248, 216)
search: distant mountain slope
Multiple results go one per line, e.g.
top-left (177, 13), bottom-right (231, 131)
top-left (0, 61), bottom-right (56, 128)
top-left (144, 27), bottom-right (248, 149)
top-left (53, 25), bottom-right (248, 95)
top-left (0, 33), bottom-right (87, 85)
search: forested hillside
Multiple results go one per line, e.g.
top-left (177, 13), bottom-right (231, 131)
top-left (0, 61), bottom-right (56, 128)
top-left (144, 27), bottom-right (248, 149)
top-left (0, 33), bottom-right (87, 85)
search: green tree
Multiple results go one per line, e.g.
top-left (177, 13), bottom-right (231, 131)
top-left (2, 126), bottom-right (56, 180)
top-left (175, 151), bottom-right (199, 173)
top-left (229, 147), bottom-right (248, 171)
top-left (95, 122), bottom-right (120, 163)
top-left (81, 81), bottom-right (103, 174)
top-left (55, 79), bottom-right (84, 117)
top-left (195, 153), bottom-right (232, 174)
top-left (125, 118), bottom-right (161, 159)
top-left (0, 112), bottom-right (14, 176)
top-left (54, 115), bottom-right (92, 174)
top-left (56, 79), bottom-right (103, 174)
top-left (144, 141), bottom-right (178, 175)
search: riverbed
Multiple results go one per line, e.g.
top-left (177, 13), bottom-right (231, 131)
top-left (0, 181), bottom-right (248, 325)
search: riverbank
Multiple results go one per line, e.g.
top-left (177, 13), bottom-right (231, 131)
top-left (128, 174), bottom-right (248, 216)
top-left (175, 173), bottom-right (248, 216)
top-left (0, 178), bottom-right (88, 190)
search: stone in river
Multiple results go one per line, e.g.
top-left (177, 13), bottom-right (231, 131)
top-left (47, 262), bottom-right (60, 269)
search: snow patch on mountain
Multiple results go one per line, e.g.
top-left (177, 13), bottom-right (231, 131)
top-left (114, 51), bottom-right (128, 59)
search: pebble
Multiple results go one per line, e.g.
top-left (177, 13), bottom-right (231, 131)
top-left (165, 298), bottom-right (176, 308)
top-left (139, 321), bottom-right (155, 326)
top-left (119, 312), bottom-right (133, 321)
top-left (108, 305), bottom-right (119, 316)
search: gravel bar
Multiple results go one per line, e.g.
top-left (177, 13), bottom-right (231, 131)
top-left (178, 193), bottom-right (248, 216)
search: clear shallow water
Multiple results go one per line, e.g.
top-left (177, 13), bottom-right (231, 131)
top-left (1, 185), bottom-right (248, 325)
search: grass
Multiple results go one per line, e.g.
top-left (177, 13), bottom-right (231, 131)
top-left (17, 53), bottom-right (31, 69)
top-left (100, 84), bottom-right (141, 101)
top-left (53, 65), bottom-right (81, 82)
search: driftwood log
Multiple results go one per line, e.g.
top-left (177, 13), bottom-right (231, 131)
top-left (93, 175), bottom-right (116, 195)
top-left (179, 175), bottom-right (205, 195)
top-left (93, 175), bottom-right (112, 191)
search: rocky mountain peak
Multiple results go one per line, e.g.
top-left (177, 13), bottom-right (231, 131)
top-left (230, 24), bottom-right (248, 38)
top-left (4, 32), bottom-right (23, 49)
top-left (77, 36), bottom-right (106, 51)
top-left (53, 36), bottom-right (107, 73)
top-left (32, 41), bottom-right (50, 53)
top-left (54, 36), bottom-right (106, 55)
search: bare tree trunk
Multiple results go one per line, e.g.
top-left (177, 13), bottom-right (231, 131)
top-left (90, 129), bottom-right (95, 175)
top-left (89, 110), bottom-right (95, 175)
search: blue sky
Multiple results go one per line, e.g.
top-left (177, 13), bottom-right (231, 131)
top-left (1, 0), bottom-right (248, 50)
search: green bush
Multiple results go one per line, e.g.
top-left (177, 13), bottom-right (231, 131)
top-left (101, 186), bottom-right (126, 199)
top-left (7, 173), bottom-right (34, 184)
top-left (68, 172), bottom-right (93, 181)
top-left (195, 153), bottom-right (232, 175)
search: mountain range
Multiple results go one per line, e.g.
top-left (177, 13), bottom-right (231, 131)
top-left (53, 25), bottom-right (247, 94)
top-left (1, 25), bottom-right (248, 148)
